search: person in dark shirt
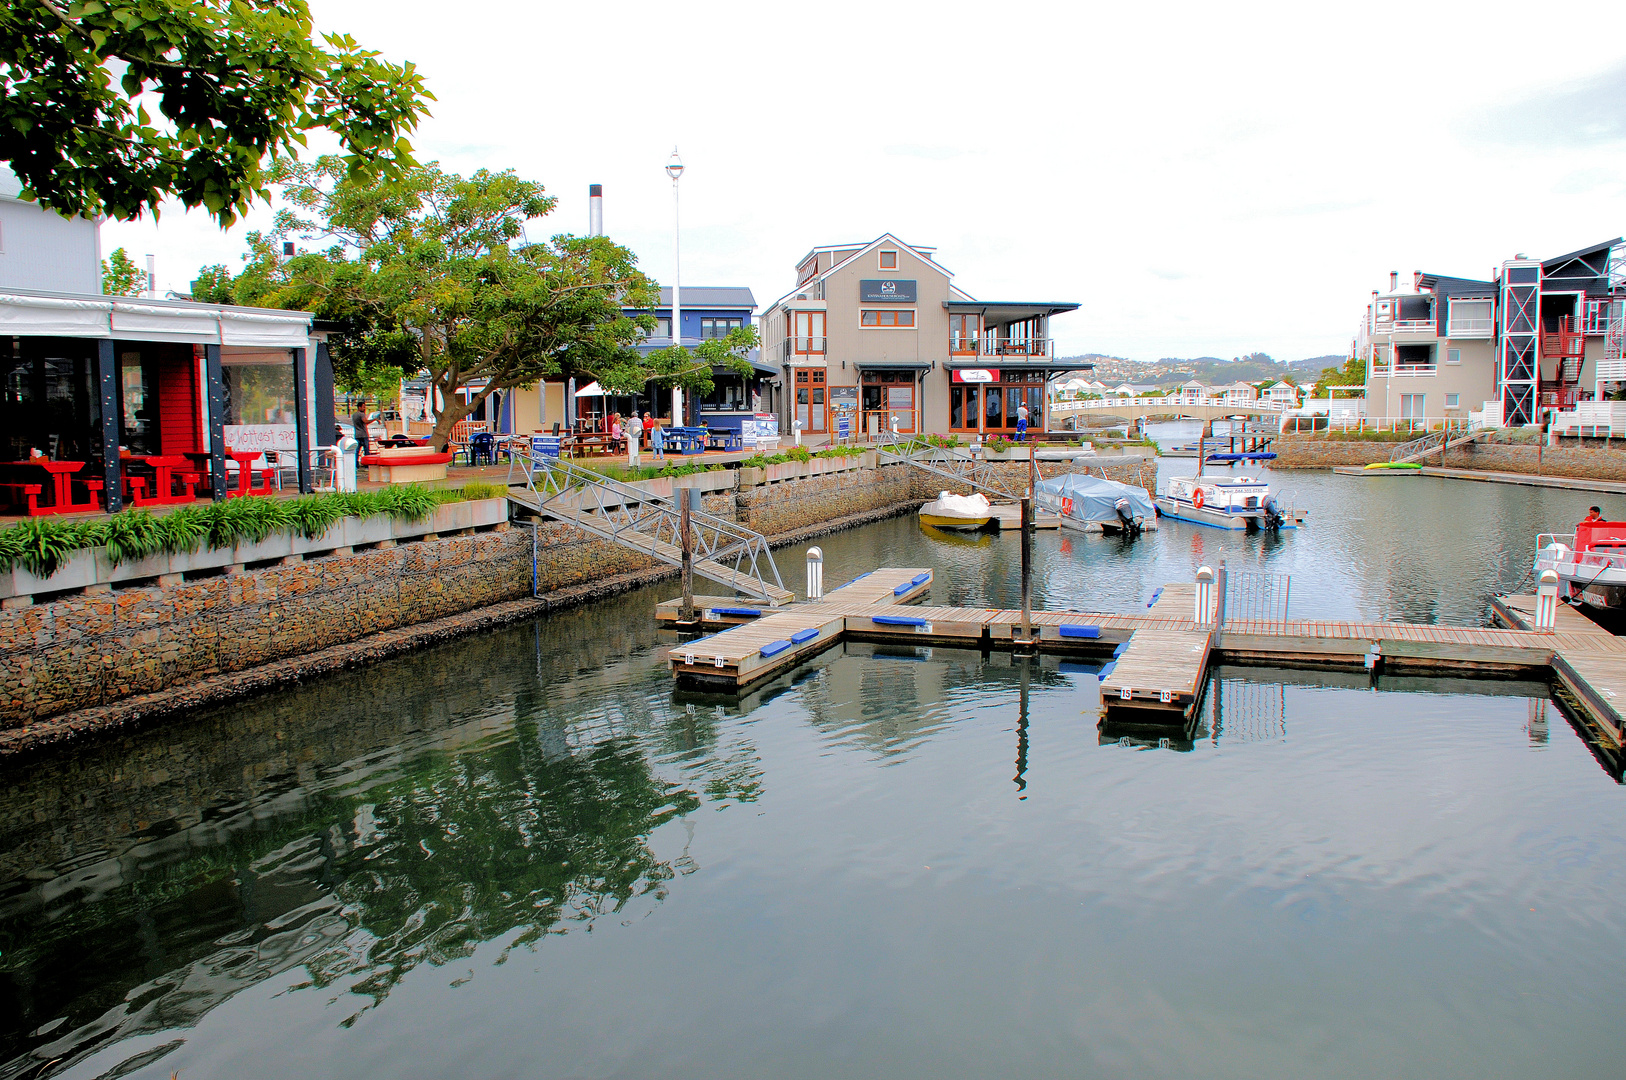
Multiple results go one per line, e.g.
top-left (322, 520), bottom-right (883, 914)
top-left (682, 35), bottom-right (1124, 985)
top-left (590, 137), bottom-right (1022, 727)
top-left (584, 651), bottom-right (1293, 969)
top-left (351, 410), bottom-right (371, 462)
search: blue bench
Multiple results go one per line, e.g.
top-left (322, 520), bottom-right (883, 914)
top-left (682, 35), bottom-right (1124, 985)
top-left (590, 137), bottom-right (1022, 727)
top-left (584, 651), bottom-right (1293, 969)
top-left (872, 614), bottom-right (930, 627)
top-left (1058, 624), bottom-right (1101, 639)
top-left (760, 639), bottom-right (792, 658)
top-left (790, 628), bottom-right (819, 644)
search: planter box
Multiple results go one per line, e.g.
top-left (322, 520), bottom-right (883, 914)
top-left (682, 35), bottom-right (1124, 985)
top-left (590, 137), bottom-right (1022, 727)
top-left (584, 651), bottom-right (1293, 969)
top-left (0, 498), bottom-right (510, 602)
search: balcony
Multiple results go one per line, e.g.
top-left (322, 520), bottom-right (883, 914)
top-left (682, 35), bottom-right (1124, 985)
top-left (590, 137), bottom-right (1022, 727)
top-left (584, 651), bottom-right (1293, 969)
top-left (1445, 317), bottom-right (1494, 338)
top-left (777, 337), bottom-right (827, 361)
top-left (950, 337), bottom-right (1056, 359)
top-left (1372, 363), bottom-right (1437, 378)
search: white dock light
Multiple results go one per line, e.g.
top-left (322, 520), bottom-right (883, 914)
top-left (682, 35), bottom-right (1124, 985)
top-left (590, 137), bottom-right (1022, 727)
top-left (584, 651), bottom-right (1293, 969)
top-left (806, 546), bottom-right (824, 600)
top-left (1194, 566), bottom-right (1215, 627)
top-left (1535, 568), bottom-right (1560, 631)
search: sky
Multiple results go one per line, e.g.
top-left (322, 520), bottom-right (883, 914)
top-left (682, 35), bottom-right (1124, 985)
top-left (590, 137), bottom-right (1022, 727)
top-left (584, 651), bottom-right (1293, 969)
top-left (99, 0), bottom-right (1626, 364)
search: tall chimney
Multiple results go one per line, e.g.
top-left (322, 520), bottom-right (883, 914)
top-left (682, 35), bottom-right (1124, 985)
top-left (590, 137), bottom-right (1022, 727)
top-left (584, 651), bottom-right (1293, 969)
top-left (145, 253), bottom-right (157, 299)
top-left (588, 184), bottom-right (603, 237)
top-left (1389, 271), bottom-right (1398, 293)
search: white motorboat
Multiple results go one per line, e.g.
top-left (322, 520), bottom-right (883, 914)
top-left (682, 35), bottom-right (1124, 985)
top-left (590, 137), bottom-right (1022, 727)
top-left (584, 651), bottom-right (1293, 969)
top-left (919, 490), bottom-right (993, 531)
top-left (1534, 521), bottom-right (1626, 609)
top-left (1155, 474), bottom-right (1305, 531)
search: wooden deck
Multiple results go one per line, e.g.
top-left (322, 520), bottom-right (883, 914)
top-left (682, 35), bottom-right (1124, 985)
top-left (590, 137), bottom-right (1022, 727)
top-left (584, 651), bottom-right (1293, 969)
top-left (663, 569), bottom-right (1626, 746)
top-left (1099, 629), bottom-right (1214, 718)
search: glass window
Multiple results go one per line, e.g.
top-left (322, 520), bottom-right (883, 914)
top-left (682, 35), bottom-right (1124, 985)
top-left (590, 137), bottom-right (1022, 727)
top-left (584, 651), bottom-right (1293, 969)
top-left (701, 317), bottom-right (743, 339)
top-left (880, 250), bottom-right (898, 270)
top-left (861, 310), bottom-right (914, 327)
top-left (1445, 393), bottom-right (1461, 409)
top-left (984, 385), bottom-right (1003, 428)
top-left (2, 339), bottom-right (102, 463)
top-left (222, 355), bottom-right (297, 426)
top-left (1446, 348), bottom-right (1461, 364)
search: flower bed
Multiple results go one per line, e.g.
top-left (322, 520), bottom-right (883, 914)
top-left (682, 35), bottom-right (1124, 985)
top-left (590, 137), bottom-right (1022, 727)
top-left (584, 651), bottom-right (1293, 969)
top-left (0, 484), bottom-right (507, 596)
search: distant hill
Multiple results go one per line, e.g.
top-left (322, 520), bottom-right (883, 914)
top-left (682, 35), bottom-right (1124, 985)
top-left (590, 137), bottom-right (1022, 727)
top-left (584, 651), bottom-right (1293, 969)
top-left (1060, 353), bottom-right (1345, 388)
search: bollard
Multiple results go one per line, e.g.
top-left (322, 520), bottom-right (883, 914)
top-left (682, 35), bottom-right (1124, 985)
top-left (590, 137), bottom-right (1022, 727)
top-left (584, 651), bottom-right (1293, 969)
top-left (806, 546), bottom-right (824, 600)
top-left (1535, 568), bottom-right (1559, 631)
top-left (794, 419), bottom-right (803, 447)
top-left (1194, 566), bottom-right (1215, 626)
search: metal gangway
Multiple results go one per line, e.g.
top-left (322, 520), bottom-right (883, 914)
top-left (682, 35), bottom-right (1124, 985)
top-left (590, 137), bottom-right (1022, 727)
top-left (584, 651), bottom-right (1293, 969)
top-left (506, 447), bottom-right (793, 606)
top-left (1388, 421), bottom-right (1492, 464)
top-left (874, 431), bottom-right (1029, 500)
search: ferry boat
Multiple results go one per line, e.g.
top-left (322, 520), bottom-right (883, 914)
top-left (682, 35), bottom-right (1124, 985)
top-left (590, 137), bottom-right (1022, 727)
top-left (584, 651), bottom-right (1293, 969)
top-left (918, 491), bottom-right (994, 531)
top-left (1534, 521), bottom-right (1626, 609)
top-left (1155, 474), bottom-right (1305, 531)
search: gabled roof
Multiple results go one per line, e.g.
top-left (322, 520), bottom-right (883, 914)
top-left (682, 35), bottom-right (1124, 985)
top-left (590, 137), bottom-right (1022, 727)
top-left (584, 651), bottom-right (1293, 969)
top-left (796, 236), bottom-right (938, 271)
top-left (1542, 238), bottom-right (1620, 277)
top-left (820, 233), bottom-right (954, 282)
top-left (1418, 273), bottom-right (1496, 294)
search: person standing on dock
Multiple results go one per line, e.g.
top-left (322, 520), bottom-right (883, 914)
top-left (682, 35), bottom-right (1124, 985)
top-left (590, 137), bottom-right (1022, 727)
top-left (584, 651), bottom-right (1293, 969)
top-left (1016, 402), bottom-right (1029, 442)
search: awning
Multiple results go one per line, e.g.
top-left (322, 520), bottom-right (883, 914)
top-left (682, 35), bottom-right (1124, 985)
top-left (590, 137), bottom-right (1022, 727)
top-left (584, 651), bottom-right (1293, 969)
top-left (854, 360), bottom-right (932, 371)
top-left (575, 381), bottom-right (606, 396)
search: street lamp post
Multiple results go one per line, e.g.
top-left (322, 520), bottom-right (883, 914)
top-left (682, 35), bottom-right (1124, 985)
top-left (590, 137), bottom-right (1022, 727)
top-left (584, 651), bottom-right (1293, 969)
top-left (666, 148), bottom-right (684, 427)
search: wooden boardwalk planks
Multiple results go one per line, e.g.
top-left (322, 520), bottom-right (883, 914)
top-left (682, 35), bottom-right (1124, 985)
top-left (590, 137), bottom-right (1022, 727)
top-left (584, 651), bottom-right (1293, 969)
top-left (1099, 629), bottom-right (1214, 717)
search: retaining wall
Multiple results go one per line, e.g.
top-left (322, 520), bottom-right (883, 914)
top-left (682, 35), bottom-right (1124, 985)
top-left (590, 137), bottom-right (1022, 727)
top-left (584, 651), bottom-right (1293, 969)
top-left (1272, 437), bottom-right (1626, 480)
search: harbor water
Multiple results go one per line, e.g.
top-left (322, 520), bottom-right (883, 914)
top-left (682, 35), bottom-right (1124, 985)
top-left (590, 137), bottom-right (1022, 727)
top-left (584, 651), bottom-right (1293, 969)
top-left (2, 468), bottom-right (1624, 1079)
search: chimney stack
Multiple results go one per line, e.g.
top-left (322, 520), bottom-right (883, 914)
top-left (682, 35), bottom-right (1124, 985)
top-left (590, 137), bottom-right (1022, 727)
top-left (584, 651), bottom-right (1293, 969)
top-left (1389, 271), bottom-right (1398, 293)
top-left (145, 253), bottom-right (157, 299)
top-left (588, 184), bottom-right (603, 237)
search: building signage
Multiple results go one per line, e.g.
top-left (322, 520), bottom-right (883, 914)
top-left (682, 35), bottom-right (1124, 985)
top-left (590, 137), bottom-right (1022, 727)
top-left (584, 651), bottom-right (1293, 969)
top-left (859, 279), bottom-right (917, 303)
top-left (951, 369), bottom-right (999, 384)
top-left (224, 424), bottom-right (298, 452)
top-left (830, 385), bottom-right (859, 410)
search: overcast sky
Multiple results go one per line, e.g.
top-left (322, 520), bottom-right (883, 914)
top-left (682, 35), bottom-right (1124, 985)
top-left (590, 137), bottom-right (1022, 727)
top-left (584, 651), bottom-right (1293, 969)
top-left (101, 0), bottom-right (1626, 363)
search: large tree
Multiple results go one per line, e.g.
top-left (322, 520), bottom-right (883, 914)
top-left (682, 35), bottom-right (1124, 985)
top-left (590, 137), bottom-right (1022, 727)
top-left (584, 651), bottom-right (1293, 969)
top-left (241, 157), bottom-right (754, 451)
top-left (1, 0), bottom-right (429, 225)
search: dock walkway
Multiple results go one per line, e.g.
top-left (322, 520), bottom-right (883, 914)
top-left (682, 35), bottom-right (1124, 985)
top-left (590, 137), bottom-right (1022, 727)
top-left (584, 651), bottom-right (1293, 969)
top-left (1332, 465), bottom-right (1626, 495)
top-left (666, 568), bottom-right (1626, 746)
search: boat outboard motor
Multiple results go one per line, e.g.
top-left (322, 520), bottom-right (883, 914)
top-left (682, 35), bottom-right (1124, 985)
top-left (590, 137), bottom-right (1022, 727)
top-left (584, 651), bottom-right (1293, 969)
top-left (1114, 497), bottom-right (1143, 537)
top-left (1262, 495), bottom-right (1284, 531)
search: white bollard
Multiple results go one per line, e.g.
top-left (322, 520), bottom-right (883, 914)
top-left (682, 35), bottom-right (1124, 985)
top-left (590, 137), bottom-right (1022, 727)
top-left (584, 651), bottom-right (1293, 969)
top-left (1194, 566), bottom-right (1215, 626)
top-left (794, 419), bottom-right (803, 447)
top-left (806, 546), bottom-right (823, 600)
top-left (1535, 568), bottom-right (1559, 631)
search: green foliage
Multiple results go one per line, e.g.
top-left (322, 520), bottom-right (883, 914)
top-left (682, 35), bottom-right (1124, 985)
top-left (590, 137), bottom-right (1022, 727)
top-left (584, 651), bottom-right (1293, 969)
top-left (100, 247), bottom-right (143, 295)
top-left (188, 264), bottom-right (237, 303)
top-left (1318, 355), bottom-right (1367, 394)
top-left (1, 0), bottom-right (430, 226)
top-left (0, 485), bottom-right (500, 579)
top-left (238, 157), bottom-right (659, 452)
top-left (987, 436), bottom-right (1012, 452)
top-left (610, 327), bottom-right (760, 399)
top-left (923, 434), bottom-right (963, 449)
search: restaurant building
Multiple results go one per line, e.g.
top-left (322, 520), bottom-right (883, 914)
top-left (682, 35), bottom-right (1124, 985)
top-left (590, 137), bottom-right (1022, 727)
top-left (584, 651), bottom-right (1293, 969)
top-left (759, 233), bottom-right (1080, 439)
top-left (0, 174), bottom-right (333, 513)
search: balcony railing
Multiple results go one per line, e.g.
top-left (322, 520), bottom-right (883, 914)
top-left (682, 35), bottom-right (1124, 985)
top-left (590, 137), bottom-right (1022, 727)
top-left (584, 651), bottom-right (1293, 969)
top-left (1379, 318), bottom-right (1438, 336)
top-left (950, 337), bottom-right (1056, 359)
top-left (1371, 364), bottom-right (1437, 377)
top-left (778, 337), bottom-right (827, 359)
top-left (1445, 318), bottom-right (1493, 337)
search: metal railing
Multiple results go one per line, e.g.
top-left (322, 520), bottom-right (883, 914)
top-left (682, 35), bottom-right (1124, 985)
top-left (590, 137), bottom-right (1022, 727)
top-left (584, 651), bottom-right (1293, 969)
top-left (779, 337), bottom-right (827, 358)
top-left (506, 446), bottom-right (788, 603)
top-left (1215, 563), bottom-right (1291, 626)
top-left (1375, 318), bottom-right (1437, 335)
top-left (1051, 395), bottom-right (1287, 413)
top-left (874, 430), bottom-right (1029, 500)
top-left (1371, 363), bottom-right (1437, 377)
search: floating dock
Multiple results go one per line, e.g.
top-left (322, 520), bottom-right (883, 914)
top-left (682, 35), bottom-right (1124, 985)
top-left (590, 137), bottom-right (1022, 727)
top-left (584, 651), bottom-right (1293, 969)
top-left (666, 570), bottom-right (1626, 745)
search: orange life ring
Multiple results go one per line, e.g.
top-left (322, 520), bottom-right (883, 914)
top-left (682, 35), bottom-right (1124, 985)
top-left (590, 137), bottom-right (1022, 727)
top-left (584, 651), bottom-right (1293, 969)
top-left (1192, 487), bottom-right (1205, 509)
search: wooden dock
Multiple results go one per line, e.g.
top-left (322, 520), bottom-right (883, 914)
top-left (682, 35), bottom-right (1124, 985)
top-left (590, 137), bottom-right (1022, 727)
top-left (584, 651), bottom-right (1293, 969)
top-left (663, 569), bottom-right (1626, 746)
top-left (987, 504), bottom-right (1060, 530)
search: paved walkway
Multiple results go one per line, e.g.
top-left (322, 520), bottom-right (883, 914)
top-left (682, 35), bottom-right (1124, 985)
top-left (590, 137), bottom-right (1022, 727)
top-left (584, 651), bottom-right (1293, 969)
top-left (1332, 465), bottom-right (1626, 494)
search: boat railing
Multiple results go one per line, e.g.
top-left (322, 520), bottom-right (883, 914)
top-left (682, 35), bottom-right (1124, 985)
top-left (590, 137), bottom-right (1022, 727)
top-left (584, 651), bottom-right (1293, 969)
top-left (1576, 549), bottom-right (1626, 571)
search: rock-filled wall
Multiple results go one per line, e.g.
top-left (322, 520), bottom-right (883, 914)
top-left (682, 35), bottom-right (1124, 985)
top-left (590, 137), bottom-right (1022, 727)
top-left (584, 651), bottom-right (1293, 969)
top-left (736, 464), bottom-right (916, 535)
top-left (906, 457), bottom-right (1160, 501)
top-left (1272, 436), bottom-right (1626, 480)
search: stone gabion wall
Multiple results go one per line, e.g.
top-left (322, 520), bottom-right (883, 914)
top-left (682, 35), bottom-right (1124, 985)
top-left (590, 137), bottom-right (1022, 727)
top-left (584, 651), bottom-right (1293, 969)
top-left (906, 457), bottom-right (1160, 501)
top-left (735, 465), bottom-right (915, 535)
top-left (1271, 436), bottom-right (1626, 480)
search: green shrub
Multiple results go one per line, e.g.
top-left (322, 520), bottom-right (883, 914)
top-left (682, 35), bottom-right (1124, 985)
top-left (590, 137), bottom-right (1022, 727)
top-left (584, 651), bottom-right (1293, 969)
top-left (987, 436), bottom-right (1012, 452)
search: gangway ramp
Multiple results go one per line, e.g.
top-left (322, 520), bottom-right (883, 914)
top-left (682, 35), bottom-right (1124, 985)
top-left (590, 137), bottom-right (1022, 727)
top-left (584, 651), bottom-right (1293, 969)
top-left (507, 450), bottom-right (792, 606)
top-left (875, 432), bottom-right (1028, 500)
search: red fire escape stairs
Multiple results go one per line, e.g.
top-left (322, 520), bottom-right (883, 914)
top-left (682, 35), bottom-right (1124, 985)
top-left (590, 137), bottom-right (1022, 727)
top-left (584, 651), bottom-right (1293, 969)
top-left (1539, 316), bottom-right (1586, 409)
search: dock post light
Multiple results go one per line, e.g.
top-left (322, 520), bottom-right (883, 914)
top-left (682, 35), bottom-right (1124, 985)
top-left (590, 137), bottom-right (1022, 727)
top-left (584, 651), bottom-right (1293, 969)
top-left (1194, 566), bottom-right (1215, 627)
top-left (666, 148), bottom-right (684, 425)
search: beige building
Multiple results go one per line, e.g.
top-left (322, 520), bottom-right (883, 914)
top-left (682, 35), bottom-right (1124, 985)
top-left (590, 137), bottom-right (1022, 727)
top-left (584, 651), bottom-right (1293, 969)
top-left (760, 234), bottom-right (1079, 439)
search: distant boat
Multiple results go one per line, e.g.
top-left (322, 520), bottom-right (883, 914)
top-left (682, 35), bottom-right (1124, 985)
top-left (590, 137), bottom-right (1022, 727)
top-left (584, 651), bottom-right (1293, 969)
top-left (1156, 474), bottom-right (1306, 531)
top-left (1362, 461), bottom-right (1422, 473)
top-left (919, 491), bottom-right (993, 531)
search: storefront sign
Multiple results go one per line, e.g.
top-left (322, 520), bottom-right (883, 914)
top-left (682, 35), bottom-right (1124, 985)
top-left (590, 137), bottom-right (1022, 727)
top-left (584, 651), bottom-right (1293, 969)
top-left (224, 424), bottom-right (298, 452)
top-left (951, 369), bottom-right (999, 384)
top-left (830, 386), bottom-right (859, 409)
top-left (859, 279), bottom-right (917, 303)
top-left (886, 386), bottom-right (914, 409)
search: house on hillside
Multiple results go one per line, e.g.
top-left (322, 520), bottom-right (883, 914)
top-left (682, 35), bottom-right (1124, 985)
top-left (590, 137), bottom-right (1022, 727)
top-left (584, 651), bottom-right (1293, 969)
top-left (1213, 382), bottom-right (1258, 407)
top-left (1356, 240), bottom-right (1625, 425)
top-left (1175, 380), bottom-right (1207, 403)
top-left (1259, 381), bottom-right (1299, 406)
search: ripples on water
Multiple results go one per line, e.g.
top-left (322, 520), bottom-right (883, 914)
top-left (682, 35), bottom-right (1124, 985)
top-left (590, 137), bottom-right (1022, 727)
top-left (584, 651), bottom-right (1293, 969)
top-left (1, 484), bottom-right (1624, 1079)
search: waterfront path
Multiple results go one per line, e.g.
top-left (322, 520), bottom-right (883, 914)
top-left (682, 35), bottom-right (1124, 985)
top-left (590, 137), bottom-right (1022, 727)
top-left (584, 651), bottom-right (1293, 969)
top-left (1332, 465), bottom-right (1626, 494)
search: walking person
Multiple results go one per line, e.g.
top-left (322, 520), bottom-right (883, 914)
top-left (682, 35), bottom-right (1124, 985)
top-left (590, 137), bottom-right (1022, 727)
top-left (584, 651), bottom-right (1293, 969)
top-left (1016, 401), bottom-right (1030, 442)
top-left (351, 407), bottom-right (371, 464)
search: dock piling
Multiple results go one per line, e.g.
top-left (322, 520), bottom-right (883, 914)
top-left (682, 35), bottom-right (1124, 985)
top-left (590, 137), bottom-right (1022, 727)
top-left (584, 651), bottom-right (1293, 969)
top-left (679, 487), bottom-right (696, 623)
top-left (1019, 496), bottom-right (1034, 652)
top-left (807, 546), bottom-right (824, 600)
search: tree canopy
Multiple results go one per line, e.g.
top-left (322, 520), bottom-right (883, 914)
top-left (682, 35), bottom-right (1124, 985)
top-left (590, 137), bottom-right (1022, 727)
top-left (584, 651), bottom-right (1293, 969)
top-left (100, 246), bottom-right (142, 295)
top-left (1, 0), bottom-right (429, 225)
top-left (237, 157), bottom-right (754, 450)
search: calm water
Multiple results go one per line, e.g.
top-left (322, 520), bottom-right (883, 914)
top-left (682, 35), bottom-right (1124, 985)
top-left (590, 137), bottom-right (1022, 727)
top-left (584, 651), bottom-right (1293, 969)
top-left (2, 473), bottom-right (1624, 1079)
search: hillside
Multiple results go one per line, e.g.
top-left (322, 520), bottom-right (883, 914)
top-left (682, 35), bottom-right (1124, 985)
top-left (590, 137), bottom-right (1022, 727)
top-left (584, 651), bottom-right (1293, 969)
top-left (1060, 353), bottom-right (1343, 388)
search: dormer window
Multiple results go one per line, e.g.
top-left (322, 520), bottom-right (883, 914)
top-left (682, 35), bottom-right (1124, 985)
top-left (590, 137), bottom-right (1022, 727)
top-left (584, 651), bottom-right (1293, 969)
top-left (879, 250), bottom-right (898, 271)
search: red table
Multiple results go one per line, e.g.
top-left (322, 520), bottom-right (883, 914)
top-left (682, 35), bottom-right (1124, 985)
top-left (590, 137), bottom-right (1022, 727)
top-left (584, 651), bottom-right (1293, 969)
top-left (7, 460), bottom-right (101, 516)
top-left (131, 455), bottom-right (198, 506)
top-left (225, 450), bottom-right (276, 498)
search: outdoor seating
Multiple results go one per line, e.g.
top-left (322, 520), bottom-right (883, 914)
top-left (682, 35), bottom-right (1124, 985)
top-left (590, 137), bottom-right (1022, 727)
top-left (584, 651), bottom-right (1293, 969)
top-left (5, 459), bottom-right (102, 515)
top-left (469, 432), bottom-right (496, 466)
top-left (359, 447), bottom-right (452, 483)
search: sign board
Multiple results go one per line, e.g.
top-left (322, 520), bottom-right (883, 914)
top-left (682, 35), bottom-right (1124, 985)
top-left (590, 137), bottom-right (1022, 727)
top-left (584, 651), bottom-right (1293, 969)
top-left (830, 385), bottom-right (858, 410)
top-left (837, 415), bottom-right (851, 440)
top-left (224, 424), bottom-right (298, 452)
top-left (859, 279), bottom-right (917, 303)
top-left (741, 415), bottom-right (780, 448)
top-left (951, 369), bottom-right (999, 384)
top-left (887, 386), bottom-right (914, 409)
top-left (533, 434), bottom-right (561, 459)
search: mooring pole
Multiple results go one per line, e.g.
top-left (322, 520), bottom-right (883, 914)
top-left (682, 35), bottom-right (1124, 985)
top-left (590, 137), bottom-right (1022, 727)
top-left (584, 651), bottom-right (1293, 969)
top-left (1020, 495), bottom-right (1033, 650)
top-left (679, 486), bottom-right (696, 623)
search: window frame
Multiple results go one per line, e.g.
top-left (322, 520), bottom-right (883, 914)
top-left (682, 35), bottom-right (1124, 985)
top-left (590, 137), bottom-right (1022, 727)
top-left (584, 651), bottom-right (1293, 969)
top-left (860, 309), bottom-right (916, 329)
top-left (1444, 393), bottom-right (1462, 409)
top-left (1446, 348), bottom-right (1461, 364)
top-left (879, 249), bottom-right (899, 271)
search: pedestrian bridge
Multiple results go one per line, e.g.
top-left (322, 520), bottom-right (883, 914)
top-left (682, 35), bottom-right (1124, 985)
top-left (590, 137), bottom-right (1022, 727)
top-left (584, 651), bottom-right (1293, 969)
top-left (1050, 396), bottom-right (1288, 423)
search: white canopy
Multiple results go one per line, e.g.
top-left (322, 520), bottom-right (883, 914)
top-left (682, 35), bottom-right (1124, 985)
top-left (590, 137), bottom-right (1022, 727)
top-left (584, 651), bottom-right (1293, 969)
top-left (575, 381), bottom-right (606, 396)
